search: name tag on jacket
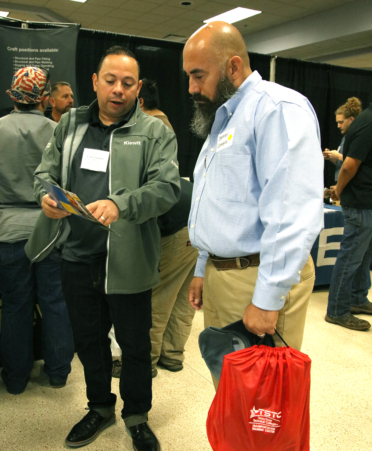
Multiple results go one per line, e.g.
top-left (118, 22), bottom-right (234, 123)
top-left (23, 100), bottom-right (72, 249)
top-left (81, 148), bottom-right (109, 172)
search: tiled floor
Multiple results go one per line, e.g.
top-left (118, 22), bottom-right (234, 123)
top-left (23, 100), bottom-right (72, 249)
top-left (1, 286), bottom-right (371, 450)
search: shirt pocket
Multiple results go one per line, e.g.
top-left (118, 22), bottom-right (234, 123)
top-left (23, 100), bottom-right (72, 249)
top-left (212, 153), bottom-right (251, 202)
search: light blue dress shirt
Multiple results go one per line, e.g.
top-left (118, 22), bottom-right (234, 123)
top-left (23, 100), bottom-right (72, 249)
top-left (189, 71), bottom-right (324, 311)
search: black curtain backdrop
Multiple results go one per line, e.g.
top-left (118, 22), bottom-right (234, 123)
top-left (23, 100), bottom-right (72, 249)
top-left (276, 57), bottom-right (372, 187)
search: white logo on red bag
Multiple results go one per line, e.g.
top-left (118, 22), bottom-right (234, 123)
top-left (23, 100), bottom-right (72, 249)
top-left (249, 406), bottom-right (281, 434)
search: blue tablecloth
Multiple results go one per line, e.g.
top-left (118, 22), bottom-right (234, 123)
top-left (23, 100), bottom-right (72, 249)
top-left (310, 205), bottom-right (344, 286)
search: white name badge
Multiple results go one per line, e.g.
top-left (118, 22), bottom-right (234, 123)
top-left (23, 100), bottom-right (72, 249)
top-left (217, 128), bottom-right (235, 152)
top-left (80, 148), bottom-right (110, 172)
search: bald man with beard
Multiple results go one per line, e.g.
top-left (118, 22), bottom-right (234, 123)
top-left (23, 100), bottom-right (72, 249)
top-left (184, 22), bottom-right (324, 386)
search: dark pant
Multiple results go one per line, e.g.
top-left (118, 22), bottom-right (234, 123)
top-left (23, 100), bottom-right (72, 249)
top-left (0, 241), bottom-right (74, 393)
top-left (327, 207), bottom-right (372, 318)
top-left (61, 258), bottom-right (152, 423)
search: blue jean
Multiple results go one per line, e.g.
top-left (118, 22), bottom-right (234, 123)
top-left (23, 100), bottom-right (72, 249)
top-left (327, 207), bottom-right (372, 318)
top-left (0, 240), bottom-right (74, 393)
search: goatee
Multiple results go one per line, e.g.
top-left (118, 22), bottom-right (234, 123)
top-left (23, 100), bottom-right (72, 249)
top-left (190, 76), bottom-right (238, 139)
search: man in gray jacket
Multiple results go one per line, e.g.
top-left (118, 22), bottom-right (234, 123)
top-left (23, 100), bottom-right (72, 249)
top-left (0, 67), bottom-right (74, 394)
top-left (26, 46), bottom-right (180, 451)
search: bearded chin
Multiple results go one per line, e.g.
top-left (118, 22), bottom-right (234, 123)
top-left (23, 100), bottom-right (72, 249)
top-left (190, 103), bottom-right (216, 139)
top-left (190, 76), bottom-right (238, 140)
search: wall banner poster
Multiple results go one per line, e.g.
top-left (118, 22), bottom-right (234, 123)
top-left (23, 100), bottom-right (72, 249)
top-left (0, 24), bottom-right (80, 115)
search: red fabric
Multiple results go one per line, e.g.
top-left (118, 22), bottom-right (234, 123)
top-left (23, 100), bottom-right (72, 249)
top-left (207, 345), bottom-right (311, 451)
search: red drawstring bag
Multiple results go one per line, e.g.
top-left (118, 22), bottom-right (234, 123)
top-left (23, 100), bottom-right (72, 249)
top-left (206, 336), bottom-right (311, 451)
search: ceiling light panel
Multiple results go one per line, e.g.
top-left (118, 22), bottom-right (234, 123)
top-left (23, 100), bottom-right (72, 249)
top-left (204, 7), bottom-right (261, 25)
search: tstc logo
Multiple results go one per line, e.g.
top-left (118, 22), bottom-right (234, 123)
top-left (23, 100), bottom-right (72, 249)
top-left (250, 407), bottom-right (281, 421)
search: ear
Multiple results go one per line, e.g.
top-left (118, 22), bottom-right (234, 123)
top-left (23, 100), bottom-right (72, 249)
top-left (92, 73), bottom-right (98, 93)
top-left (137, 79), bottom-right (143, 97)
top-left (350, 116), bottom-right (355, 123)
top-left (228, 56), bottom-right (243, 81)
top-left (139, 97), bottom-right (144, 107)
top-left (49, 97), bottom-right (55, 107)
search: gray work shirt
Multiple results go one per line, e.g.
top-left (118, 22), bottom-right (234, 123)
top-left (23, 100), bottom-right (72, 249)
top-left (0, 109), bottom-right (56, 243)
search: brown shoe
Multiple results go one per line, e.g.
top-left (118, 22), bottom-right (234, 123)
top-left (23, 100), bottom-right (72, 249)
top-left (325, 314), bottom-right (371, 331)
top-left (350, 301), bottom-right (372, 315)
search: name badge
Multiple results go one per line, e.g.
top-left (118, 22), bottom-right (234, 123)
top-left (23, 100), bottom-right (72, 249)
top-left (81, 148), bottom-right (109, 172)
top-left (217, 128), bottom-right (235, 152)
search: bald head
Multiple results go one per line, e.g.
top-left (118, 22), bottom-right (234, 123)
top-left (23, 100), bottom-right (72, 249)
top-left (183, 22), bottom-right (252, 139)
top-left (185, 21), bottom-right (250, 71)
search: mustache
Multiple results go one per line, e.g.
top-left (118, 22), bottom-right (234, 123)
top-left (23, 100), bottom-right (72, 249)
top-left (192, 93), bottom-right (212, 103)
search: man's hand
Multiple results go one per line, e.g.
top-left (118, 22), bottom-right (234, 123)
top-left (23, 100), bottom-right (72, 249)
top-left (188, 277), bottom-right (204, 310)
top-left (41, 194), bottom-right (71, 219)
top-left (243, 303), bottom-right (279, 336)
top-left (86, 200), bottom-right (119, 226)
top-left (323, 148), bottom-right (342, 164)
top-left (330, 185), bottom-right (339, 201)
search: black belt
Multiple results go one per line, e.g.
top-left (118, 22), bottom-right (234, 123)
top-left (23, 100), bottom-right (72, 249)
top-left (209, 253), bottom-right (260, 271)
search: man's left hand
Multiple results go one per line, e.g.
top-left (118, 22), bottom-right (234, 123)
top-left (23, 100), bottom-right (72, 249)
top-left (243, 303), bottom-right (279, 336)
top-left (86, 199), bottom-right (119, 226)
top-left (330, 185), bottom-right (339, 201)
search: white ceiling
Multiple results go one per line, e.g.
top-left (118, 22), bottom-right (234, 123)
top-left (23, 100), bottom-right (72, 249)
top-left (0, 0), bottom-right (371, 70)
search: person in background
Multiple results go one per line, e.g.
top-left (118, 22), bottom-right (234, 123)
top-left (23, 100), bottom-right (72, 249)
top-left (327, 102), bottom-right (372, 331)
top-left (183, 22), bottom-right (324, 388)
top-left (323, 97), bottom-right (362, 182)
top-left (138, 78), bottom-right (173, 130)
top-left (0, 67), bottom-right (74, 395)
top-left (47, 81), bottom-right (74, 122)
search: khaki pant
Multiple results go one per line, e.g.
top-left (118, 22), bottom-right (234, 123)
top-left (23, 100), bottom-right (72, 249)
top-left (150, 227), bottom-right (198, 370)
top-left (203, 255), bottom-right (315, 388)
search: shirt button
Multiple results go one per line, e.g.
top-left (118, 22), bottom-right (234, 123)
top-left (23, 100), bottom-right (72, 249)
top-left (211, 148), bottom-right (214, 152)
top-left (298, 271), bottom-right (301, 274)
top-left (203, 172), bottom-right (206, 177)
top-left (196, 198), bottom-right (199, 202)
top-left (281, 296), bottom-right (285, 300)
top-left (191, 225), bottom-right (194, 228)
top-left (230, 113), bottom-right (232, 116)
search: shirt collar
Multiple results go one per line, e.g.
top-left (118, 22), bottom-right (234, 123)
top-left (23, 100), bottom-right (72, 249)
top-left (91, 101), bottom-right (136, 129)
top-left (221, 70), bottom-right (262, 117)
top-left (10, 109), bottom-right (45, 117)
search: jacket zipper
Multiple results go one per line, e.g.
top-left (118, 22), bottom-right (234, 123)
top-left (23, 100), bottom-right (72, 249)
top-left (31, 227), bottom-right (62, 263)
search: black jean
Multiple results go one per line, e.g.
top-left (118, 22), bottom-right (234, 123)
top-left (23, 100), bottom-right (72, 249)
top-left (61, 258), bottom-right (152, 423)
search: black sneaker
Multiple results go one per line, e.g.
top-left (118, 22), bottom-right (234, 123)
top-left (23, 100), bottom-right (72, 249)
top-left (325, 314), bottom-right (371, 331)
top-left (127, 422), bottom-right (160, 451)
top-left (49, 377), bottom-right (67, 388)
top-left (65, 409), bottom-right (116, 448)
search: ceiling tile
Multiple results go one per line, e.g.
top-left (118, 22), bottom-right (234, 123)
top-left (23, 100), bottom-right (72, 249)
top-left (67, 12), bottom-right (101, 25)
top-left (77, 4), bottom-right (113, 16)
top-left (121, 0), bottom-right (159, 13)
top-left (176, 9), bottom-right (208, 21)
top-left (86, 0), bottom-right (130, 6)
top-left (195, 2), bottom-right (233, 15)
top-left (106, 8), bottom-right (142, 20)
top-left (45, 0), bottom-right (83, 12)
top-left (140, 13), bottom-right (174, 24)
top-left (269, 4), bottom-right (312, 17)
top-left (150, 4), bottom-right (185, 17)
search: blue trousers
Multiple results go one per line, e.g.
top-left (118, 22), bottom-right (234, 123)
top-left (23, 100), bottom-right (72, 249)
top-left (0, 240), bottom-right (74, 393)
top-left (327, 207), bottom-right (372, 318)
